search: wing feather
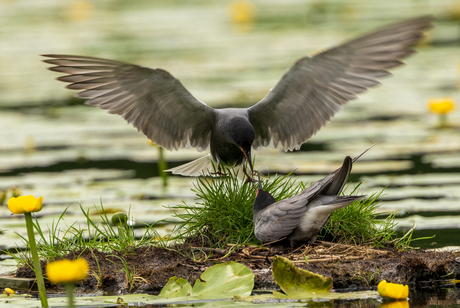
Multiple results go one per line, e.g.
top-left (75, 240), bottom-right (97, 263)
top-left (254, 196), bottom-right (308, 242)
top-left (248, 15), bottom-right (434, 151)
top-left (43, 54), bottom-right (216, 151)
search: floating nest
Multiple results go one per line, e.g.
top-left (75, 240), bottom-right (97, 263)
top-left (13, 241), bottom-right (460, 294)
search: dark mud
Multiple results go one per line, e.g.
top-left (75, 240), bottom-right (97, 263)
top-left (14, 241), bottom-right (460, 295)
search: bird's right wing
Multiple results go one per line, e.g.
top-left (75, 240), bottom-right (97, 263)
top-left (254, 196), bottom-right (307, 242)
top-left (248, 15), bottom-right (434, 151)
top-left (43, 54), bottom-right (216, 151)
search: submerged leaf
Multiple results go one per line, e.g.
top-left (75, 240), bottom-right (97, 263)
top-left (158, 276), bottom-right (192, 298)
top-left (272, 255), bottom-right (332, 298)
top-left (192, 262), bottom-right (254, 298)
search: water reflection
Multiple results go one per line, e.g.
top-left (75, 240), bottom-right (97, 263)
top-left (380, 300), bottom-right (409, 308)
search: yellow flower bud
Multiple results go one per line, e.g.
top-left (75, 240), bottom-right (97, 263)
top-left (428, 97), bottom-right (456, 114)
top-left (378, 280), bottom-right (409, 299)
top-left (46, 258), bottom-right (89, 284)
top-left (67, 0), bottom-right (94, 22)
top-left (3, 288), bottom-right (15, 296)
top-left (7, 195), bottom-right (43, 214)
top-left (229, 0), bottom-right (255, 24)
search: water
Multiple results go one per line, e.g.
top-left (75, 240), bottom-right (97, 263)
top-left (0, 0), bottom-right (460, 305)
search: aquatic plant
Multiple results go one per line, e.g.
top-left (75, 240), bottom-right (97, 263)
top-left (7, 195), bottom-right (48, 307)
top-left (228, 0), bottom-right (256, 32)
top-left (7, 203), bottom-right (164, 264)
top-left (148, 140), bottom-right (168, 188)
top-left (46, 258), bottom-right (89, 284)
top-left (47, 258), bottom-right (89, 308)
top-left (3, 288), bottom-right (15, 296)
top-left (378, 280), bottom-right (409, 300)
top-left (428, 97), bottom-right (456, 128)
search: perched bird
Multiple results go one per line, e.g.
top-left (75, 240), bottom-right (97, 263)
top-left (42, 16), bottom-right (434, 181)
top-left (253, 152), bottom-right (366, 248)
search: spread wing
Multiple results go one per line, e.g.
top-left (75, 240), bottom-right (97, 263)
top-left (43, 54), bottom-right (216, 151)
top-left (248, 15), bottom-right (434, 151)
top-left (254, 196), bottom-right (307, 242)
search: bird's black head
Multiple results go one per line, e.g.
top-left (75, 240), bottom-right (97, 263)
top-left (228, 117), bottom-right (255, 171)
top-left (253, 177), bottom-right (276, 214)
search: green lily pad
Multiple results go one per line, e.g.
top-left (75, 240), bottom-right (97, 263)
top-left (272, 255), bottom-right (332, 298)
top-left (159, 276), bottom-right (192, 298)
top-left (158, 262), bottom-right (254, 300)
top-left (191, 262), bottom-right (254, 298)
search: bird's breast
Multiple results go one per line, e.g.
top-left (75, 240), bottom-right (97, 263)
top-left (210, 134), bottom-right (244, 167)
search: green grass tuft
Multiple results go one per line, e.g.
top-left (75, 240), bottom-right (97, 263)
top-left (7, 202), bottom-right (166, 263)
top-left (171, 168), bottom-right (304, 250)
top-left (172, 169), bottom-right (413, 250)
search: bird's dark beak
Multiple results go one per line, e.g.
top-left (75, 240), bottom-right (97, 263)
top-left (254, 173), bottom-right (262, 196)
top-left (239, 146), bottom-right (253, 173)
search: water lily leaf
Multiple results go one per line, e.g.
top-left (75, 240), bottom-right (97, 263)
top-left (272, 255), bottom-right (332, 298)
top-left (158, 276), bottom-right (192, 298)
top-left (191, 262), bottom-right (254, 298)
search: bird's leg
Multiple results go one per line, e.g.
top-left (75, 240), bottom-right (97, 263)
top-left (243, 164), bottom-right (256, 183)
top-left (211, 164), bottom-right (228, 177)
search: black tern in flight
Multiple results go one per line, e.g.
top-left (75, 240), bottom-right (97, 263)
top-left (43, 15), bottom-right (434, 181)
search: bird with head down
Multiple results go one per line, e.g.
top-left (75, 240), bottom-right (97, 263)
top-left (43, 15), bottom-right (434, 182)
top-left (253, 148), bottom-right (370, 248)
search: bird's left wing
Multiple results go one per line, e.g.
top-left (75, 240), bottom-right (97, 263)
top-left (254, 196), bottom-right (307, 242)
top-left (248, 15), bottom-right (434, 151)
top-left (43, 54), bottom-right (216, 151)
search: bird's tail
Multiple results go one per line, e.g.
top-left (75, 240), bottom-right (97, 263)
top-left (165, 155), bottom-right (246, 180)
top-left (326, 143), bottom-right (378, 195)
top-left (325, 156), bottom-right (352, 195)
top-left (313, 195), bottom-right (365, 213)
top-left (165, 154), bottom-right (214, 177)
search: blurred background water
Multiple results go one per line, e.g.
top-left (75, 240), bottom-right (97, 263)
top-left (0, 0), bottom-right (460, 252)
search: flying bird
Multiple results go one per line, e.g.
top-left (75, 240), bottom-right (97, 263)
top-left (253, 152), bottom-right (366, 248)
top-left (42, 15), bottom-right (434, 181)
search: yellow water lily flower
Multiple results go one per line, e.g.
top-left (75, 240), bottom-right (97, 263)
top-left (229, 0), bottom-right (255, 24)
top-left (378, 280), bottom-right (409, 299)
top-left (46, 258), bottom-right (89, 284)
top-left (3, 288), bottom-right (15, 296)
top-left (67, 0), bottom-right (94, 22)
top-left (7, 195), bottom-right (43, 214)
top-left (428, 97), bottom-right (456, 114)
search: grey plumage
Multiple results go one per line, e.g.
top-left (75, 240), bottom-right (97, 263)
top-left (253, 153), bottom-right (366, 247)
top-left (42, 15), bottom-right (434, 177)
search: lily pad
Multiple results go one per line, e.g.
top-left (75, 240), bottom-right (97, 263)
top-left (191, 262), bottom-right (254, 298)
top-left (159, 276), bottom-right (192, 298)
top-left (272, 255), bottom-right (332, 298)
top-left (158, 262), bottom-right (254, 300)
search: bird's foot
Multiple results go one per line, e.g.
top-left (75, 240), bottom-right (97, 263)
top-left (245, 176), bottom-right (256, 183)
top-left (243, 170), bottom-right (256, 183)
top-left (211, 171), bottom-right (228, 177)
top-left (211, 164), bottom-right (228, 177)
top-left (243, 165), bottom-right (256, 183)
